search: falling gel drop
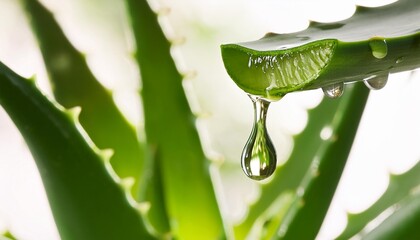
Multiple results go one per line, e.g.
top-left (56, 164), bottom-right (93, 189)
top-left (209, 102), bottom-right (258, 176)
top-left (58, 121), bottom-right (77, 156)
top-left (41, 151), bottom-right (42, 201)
top-left (241, 95), bottom-right (277, 180)
top-left (369, 38), bottom-right (388, 59)
top-left (322, 82), bottom-right (344, 99)
top-left (364, 73), bottom-right (389, 90)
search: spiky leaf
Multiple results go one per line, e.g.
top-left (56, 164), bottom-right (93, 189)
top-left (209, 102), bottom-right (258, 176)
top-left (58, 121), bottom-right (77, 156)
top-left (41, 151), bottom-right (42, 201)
top-left (125, 0), bottom-right (225, 239)
top-left (362, 193), bottom-right (420, 240)
top-left (0, 62), bottom-right (154, 240)
top-left (274, 83), bottom-right (369, 239)
top-left (20, 0), bottom-right (146, 198)
top-left (339, 160), bottom-right (420, 239)
top-left (221, 0), bottom-right (420, 99)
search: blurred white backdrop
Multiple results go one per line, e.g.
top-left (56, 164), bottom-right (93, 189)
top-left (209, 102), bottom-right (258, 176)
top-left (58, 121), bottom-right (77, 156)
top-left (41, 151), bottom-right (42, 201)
top-left (0, 0), bottom-right (419, 239)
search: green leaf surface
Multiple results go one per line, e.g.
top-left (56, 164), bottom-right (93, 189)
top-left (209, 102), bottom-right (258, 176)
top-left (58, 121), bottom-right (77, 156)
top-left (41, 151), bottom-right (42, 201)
top-left (139, 146), bottom-right (170, 236)
top-left (221, 0), bottom-right (420, 99)
top-left (126, 0), bottom-right (225, 239)
top-left (0, 231), bottom-right (16, 240)
top-left (20, 0), bottom-right (146, 198)
top-left (276, 83), bottom-right (369, 239)
top-left (362, 193), bottom-right (420, 240)
top-left (339, 160), bottom-right (420, 239)
top-left (0, 62), bottom-right (154, 240)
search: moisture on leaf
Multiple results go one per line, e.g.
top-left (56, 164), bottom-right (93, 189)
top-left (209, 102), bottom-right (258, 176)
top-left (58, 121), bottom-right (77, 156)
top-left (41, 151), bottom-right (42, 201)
top-left (221, 0), bottom-right (420, 99)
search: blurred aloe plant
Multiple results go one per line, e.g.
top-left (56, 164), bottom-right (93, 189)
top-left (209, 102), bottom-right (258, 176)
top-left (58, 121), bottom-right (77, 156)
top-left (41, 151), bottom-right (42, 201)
top-left (0, 0), bottom-right (420, 240)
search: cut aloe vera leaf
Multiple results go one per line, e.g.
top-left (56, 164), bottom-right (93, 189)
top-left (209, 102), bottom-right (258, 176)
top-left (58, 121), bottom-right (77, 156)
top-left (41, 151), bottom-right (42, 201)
top-left (0, 62), bottom-right (154, 240)
top-left (221, 0), bottom-right (420, 99)
top-left (20, 0), bottom-right (146, 199)
top-left (126, 0), bottom-right (225, 239)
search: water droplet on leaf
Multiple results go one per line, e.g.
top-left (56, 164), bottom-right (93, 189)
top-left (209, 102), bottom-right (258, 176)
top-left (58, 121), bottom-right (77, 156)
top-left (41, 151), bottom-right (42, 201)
top-left (241, 95), bottom-right (277, 180)
top-left (322, 82), bottom-right (344, 99)
top-left (364, 73), bottom-right (389, 90)
top-left (369, 38), bottom-right (388, 59)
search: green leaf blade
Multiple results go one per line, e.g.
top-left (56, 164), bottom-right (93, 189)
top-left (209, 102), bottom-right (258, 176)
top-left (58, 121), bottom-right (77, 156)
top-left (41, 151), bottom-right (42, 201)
top-left (0, 62), bottom-right (154, 240)
top-left (278, 83), bottom-right (369, 239)
top-left (20, 0), bottom-right (146, 198)
top-left (362, 193), bottom-right (420, 240)
top-left (126, 1), bottom-right (225, 239)
top-left (1, 231), bottom-right (17, 240)
top-left (339, 160), bottom-right (420, 239)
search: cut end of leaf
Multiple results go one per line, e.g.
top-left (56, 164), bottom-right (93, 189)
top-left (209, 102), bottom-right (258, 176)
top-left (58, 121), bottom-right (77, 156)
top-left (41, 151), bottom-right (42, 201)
top-left (221, 40), bottom-right (336, 99)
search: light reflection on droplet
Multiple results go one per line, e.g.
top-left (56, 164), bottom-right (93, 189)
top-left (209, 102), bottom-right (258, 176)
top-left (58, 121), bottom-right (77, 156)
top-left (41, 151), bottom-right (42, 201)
top-left (364, 73), bottom-right (389, 90)
top-left (241, 95), bottom-right (277, 180)
top-left (322, 82), bottom-right (344, 99)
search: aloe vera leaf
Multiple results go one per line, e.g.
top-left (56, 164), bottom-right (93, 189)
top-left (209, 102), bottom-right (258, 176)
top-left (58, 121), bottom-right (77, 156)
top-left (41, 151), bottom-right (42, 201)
top-left (234, 91), bottom-right (347, 239)
top-left (221, 0), bottom-right (420, 99)
top-left (139, 146), bottom-right (170, 235)
top-left (125, 1), bottom-right (225, 239)
top-left (338, 160), bottom-right (420, 239)
top-left (362, 193), bottom-right (420, 240)
top-left (0, 62), bottom-right (154, 240)
top-left (1, 231), bottom-right (16, 240)
top-left (256, 192), bottom-right (295, 240)
top-left (273, 83), bottom-right (369, 239)
top-left (20, 0), bottom-right (146, 198)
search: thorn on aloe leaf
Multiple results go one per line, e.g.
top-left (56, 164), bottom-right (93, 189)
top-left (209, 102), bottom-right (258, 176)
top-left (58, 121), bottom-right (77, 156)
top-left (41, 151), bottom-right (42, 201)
top-left (102, 149), bottom-right (120, 181)
top-left (169, 36), bottom-right (186, 46)
top-left (120, 177), bottom-right (135, 191)
top-left (192, 110), bottom-right (211, 119)
top-left (28, 74), bottom-right (37, 83)
top-left (181, 70), bottom-right (197, 80)
top-left (157, 7), bottom-right (171, 16)
top-left (64, 106), bottom-right (82, 121)
top-left (208, 155), bottom-right (225, 165)
top-left (136, 201), bottom-right (151, 215)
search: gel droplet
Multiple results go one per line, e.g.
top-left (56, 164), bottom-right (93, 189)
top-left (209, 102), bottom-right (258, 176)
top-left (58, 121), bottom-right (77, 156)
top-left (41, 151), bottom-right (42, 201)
top-left (241, 95), bottom-right (277, 180)
top-left (364, 73), bottom-right (389, 90)
top-left (322, 82), bottom-right (344, 99)
top-left (369, 38), bottom-right (388, 59)
top-left (396, 57), bottom-right (404, 64)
